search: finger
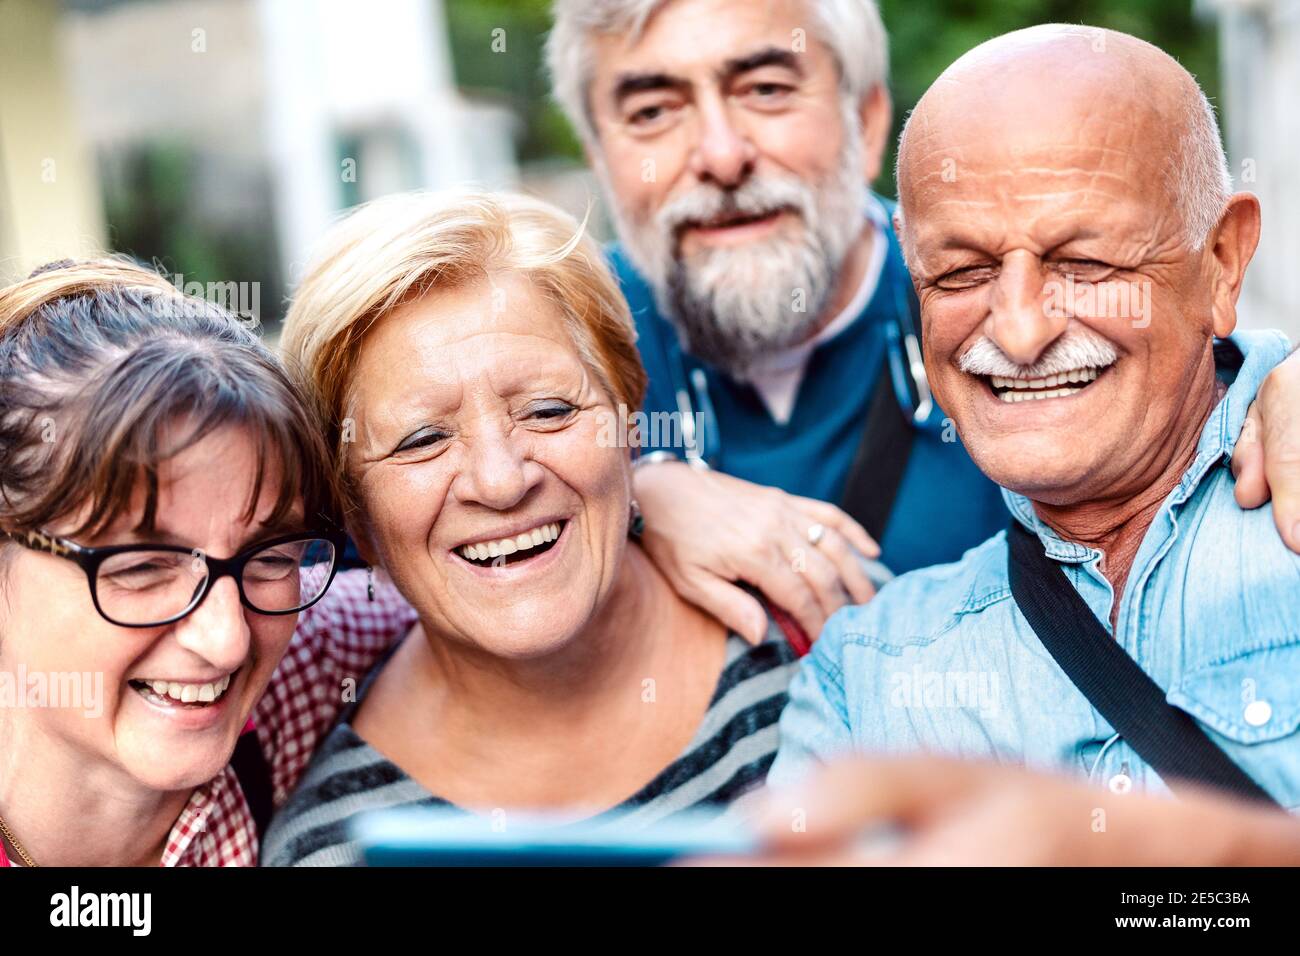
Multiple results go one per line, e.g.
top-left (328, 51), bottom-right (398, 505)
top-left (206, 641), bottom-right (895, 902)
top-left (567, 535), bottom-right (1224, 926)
top-left (789, 497), bottom-right (881, 558)
top-left (786, 531), bottom-right (852, 623)
top-left (811, 525), bottom-right (877, 606)
top-left (1232, 402), bottom-right (1270, 509)
top-left (883, 805), bottom-right (1031, 866)
top-left (745, 540), bottom-right (826, 641)
top-left (676, 574), bottom-right (769, 646)
top-left (1257, 370), bottom-right (1300, 552)
top-left (681, 849), bottom-right (870, 867)
top-left (754, 756), bottom-right (1002, 852)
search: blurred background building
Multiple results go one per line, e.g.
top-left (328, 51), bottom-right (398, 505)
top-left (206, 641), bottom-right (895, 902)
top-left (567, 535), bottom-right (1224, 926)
top-left (0, 0), bottom-right (1295, 340)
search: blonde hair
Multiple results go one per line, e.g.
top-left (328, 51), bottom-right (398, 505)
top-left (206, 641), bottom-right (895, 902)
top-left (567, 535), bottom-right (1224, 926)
top-left (281, 190), bottom-right (648, 511)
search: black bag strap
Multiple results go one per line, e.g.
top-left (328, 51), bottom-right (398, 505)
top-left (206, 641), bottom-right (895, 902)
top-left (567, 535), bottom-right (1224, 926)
top-left (840, 357), bottom-right (915, 542)
top-left (1006, 520), bottom-right (1277, 805)
top-left (231, 728), bottom-right (274, 843)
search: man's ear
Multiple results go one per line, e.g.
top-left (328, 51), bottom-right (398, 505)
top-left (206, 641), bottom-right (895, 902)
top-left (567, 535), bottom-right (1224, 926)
top-left (859, 84), bottom-right (893, 185)
top-left (1208, 192), bottom-right (1262, 339)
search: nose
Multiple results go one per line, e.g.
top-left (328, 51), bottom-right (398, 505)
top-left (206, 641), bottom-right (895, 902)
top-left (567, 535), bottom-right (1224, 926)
top-left (453, 423), bottom-right (540, 511)
top-left (986, 250), bottom-right (1068, 366)
top-left (173, 576), bottom-right (251, 673)
top-left (688, 97), bottom-right (756, 189)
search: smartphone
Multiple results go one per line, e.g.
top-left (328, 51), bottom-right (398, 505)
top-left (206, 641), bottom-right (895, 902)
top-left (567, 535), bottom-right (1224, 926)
top-left (352, 805), bottom-right (760, 867)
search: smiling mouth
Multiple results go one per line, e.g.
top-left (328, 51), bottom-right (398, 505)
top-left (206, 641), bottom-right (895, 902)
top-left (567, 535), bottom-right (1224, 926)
top-left (129, 671), bottom-right (236, 708)
top-left (456, 520), bottom-right (566, 569)
top-left (683, 208), bottom-right (786, 234)
top-left (986, 367), bottom-right (1105, 403)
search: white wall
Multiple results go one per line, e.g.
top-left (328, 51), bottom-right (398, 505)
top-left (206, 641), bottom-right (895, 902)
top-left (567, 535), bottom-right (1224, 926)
top-left (1204, 0), bottom-right (1300, 344)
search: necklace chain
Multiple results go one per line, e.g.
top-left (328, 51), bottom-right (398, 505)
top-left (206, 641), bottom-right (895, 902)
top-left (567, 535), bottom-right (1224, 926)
top-left (0, 810), bottom-right (38, 867)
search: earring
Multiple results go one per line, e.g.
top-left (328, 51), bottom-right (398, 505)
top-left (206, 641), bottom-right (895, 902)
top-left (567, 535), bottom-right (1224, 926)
top-left (366, 565), bottom-right (376, 602)
top-left (628, 499), bottom-right (645, 540)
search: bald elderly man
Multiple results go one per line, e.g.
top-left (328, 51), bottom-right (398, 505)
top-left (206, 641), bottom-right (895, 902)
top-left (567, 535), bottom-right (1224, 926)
top-left (770, 25), bottom-right (1300, 813)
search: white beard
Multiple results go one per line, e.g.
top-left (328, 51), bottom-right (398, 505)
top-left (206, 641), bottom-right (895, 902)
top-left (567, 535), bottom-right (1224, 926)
top-left (605, 125), bottom-right (867, 378)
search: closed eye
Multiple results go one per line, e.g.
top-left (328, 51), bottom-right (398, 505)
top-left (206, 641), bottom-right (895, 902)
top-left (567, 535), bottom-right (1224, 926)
top-left (935, 264), bottom-right (998, 290)
top-left (394, 427), bottom-right (448, 454)
top-left (1049, 258), bottom-right (1116, 280)
top-left (526, 400), bottom-right (577, 423)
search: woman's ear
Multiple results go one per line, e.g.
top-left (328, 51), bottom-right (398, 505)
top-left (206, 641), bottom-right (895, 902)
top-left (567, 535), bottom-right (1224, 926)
top-left (348, 519), bottom-right (381, 569)
top-left (1207, 192), bottom-right (1262, 340)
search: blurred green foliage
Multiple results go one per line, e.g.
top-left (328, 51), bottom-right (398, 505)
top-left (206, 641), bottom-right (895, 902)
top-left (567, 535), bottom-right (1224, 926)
top-left (444, 0), bottom-right (583, 162)
top-left (875, 0), bottom-right (1219, 195)
top-left (101, 141), bottom-right (284, 327)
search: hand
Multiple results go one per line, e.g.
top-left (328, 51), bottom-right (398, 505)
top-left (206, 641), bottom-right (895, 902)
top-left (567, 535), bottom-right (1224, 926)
top-left (705, 756), bottom-right (1300, 866)
top-left (1233, 348), bottom-right (1300, 553)
top-left (633, 460), bottom-right (880, 645)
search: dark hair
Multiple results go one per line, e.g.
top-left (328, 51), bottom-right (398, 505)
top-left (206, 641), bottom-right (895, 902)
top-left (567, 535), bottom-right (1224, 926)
top-left (0, 258), bottom-right (339, 545)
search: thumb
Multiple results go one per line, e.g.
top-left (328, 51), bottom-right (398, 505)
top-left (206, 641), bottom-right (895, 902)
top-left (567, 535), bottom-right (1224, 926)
top-left (754, 756), bottom-right (999, 852)
top-left (682, 575), bottom-right (768, 645)
top-left (1233, 402), bottom-right (1269, 509)
top-left (1261, 404), bottom-right (1300, 553)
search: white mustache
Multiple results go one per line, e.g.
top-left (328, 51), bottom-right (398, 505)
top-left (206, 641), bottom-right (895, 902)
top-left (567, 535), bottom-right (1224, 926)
top-left (655, 174), bottom-right (815, 248)
top-left (958, 330), bottom-right (1120, 380)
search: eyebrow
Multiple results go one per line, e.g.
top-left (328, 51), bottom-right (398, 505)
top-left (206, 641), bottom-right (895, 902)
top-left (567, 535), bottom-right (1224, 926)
top-left (111, 515), bottom-right (312, 553)
top-left (612, 71), bottom-right (690, 103)
top-left (720, 46), bottom-right (803, 81)
top-left (611, 46), bottom-right (804, 105)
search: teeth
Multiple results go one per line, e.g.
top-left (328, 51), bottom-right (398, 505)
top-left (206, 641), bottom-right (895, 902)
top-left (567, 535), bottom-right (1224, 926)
top-left (992, 367), bottom-right (1100, 399)
top-left (998, 387), bottom-right (1084, 403)
top-left (459, 522), bottom-right (561, 563)
top-left (137, 673), bottom-right (234, 705)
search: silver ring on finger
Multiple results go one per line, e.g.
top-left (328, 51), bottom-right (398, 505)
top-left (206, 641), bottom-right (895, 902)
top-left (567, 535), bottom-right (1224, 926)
top-left (806, 522), bottom-right (826, 547)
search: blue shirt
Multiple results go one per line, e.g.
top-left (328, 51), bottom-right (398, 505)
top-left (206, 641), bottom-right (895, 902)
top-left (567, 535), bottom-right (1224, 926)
top-left (769, 329), bottom-right (1300, 808)
top-left (609, 198), bottom-right (1008, 574)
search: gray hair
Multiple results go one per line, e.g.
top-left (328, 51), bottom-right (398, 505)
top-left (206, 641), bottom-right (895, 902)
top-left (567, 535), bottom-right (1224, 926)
top-left (1176, 86), bottom-right (1234, 250)
top-left (546, 0), bottom-right (889, 145)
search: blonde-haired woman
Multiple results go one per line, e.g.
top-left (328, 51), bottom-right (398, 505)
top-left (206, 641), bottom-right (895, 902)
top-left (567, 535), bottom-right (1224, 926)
top-left (263, 191), bottom-right (847, 865)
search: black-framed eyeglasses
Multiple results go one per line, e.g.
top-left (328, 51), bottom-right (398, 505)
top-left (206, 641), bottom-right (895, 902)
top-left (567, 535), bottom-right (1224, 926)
top-left (1, 527), bottom-right (346, 628)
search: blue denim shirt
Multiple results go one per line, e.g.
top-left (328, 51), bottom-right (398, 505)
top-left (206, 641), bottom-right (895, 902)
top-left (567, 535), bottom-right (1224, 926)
top-left (769, 330), bottom-right (1300, 808)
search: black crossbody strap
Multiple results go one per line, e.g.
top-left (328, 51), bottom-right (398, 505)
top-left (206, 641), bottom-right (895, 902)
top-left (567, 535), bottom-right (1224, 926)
top-left (231, 729), bottom-right (274, 843)
top-left (840, 357), bottom-right (915, 542)
top-left (1006, 520), bottom-right (1277, 805)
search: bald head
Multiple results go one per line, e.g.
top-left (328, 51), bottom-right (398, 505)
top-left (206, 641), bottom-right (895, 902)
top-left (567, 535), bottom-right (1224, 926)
top-left (897, 25), bottom-right (1230, 260)
top-left (888, 23), bottom-right (1261, 517)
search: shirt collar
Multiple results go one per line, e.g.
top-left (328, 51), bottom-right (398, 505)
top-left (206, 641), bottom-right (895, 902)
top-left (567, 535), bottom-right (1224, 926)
top-left (1003, 329), bottom-right (1293, 561)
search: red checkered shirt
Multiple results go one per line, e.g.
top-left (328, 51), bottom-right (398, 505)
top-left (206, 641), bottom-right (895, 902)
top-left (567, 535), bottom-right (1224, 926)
top-left (157, 569), bottom-right (414, 866)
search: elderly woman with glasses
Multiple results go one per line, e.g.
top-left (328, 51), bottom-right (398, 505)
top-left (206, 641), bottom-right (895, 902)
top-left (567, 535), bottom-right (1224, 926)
top-left (261, 191), bottom-right (833, 865)
top-left (0, 260), bottom-right (415, 867)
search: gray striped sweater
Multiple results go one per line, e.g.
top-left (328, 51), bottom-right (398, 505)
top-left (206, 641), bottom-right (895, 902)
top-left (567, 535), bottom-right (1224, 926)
top-left (261, 622), bottom-right (800, 866)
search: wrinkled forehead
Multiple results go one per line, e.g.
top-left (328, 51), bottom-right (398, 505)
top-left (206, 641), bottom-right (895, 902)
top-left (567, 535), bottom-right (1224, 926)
top-left (899, 59), bottom-right (1180, 251)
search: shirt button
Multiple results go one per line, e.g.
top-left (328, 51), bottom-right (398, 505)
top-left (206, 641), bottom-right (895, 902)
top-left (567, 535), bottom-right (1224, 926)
top-left (1244, 700), bottom-right (1273, 727)
top-left (1108, 773), bottom-right (1132, 795)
